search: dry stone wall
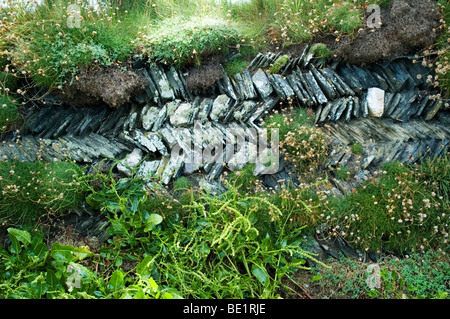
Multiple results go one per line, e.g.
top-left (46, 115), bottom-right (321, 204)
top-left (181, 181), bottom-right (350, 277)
top-left (1, 49), bottom-right (449, 195)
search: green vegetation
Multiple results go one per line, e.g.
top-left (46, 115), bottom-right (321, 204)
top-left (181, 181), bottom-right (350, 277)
top-left (334, 165), bottom-right (350, 181)
top-left (0, 227), bottom-right (175, 299)
top-left (310, 43), bottom-right (333, 61)
top-left (0, 152), bottom-right (448, 298)
top-left (309, 250), bottom-right (449, 299)
top-left (0, 94), bottom-right (21, 133)
top-left (138, 16), bottom-right (240, 67)
top-left (317, 157), bottom-right (450, 254)
top-left (0, 1), bottom-right (136, 89)
top-left (351, 142), bottom-right (363, 155)
top-left (0, 0), bottom-right (399, 93)
top-left (228, 163), bottom-right (259, 194)
top-left (0, 0), bottom-right (448, 300)
top-left (281, 125), bottom-right (329, 179)
top-left (224, 57), bottom-right (248, 76)
top-left (434, 0), bottom-right (450, 97)
top-left (173, 176), bottom-right (192, 192)
top-left (69, 164), bottom-right (329, 298)
top-left (0, 160), bottom-right (84, 225)
top-left (263, 105), bottom-right (328, 180)
top-left (268, 55), bottom-right (289, 74)
top-left (263, 106), bottom-right (315, 141)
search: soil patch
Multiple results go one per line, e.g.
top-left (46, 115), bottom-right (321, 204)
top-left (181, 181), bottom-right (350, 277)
top-left (258, 0), bottom-right (442, 66)
top-left (56, 65), bottom-right (148, 108)
top-left (333, 0), bottom-right (442, 64)
top-left (184, 55), bottom-right (225, 93)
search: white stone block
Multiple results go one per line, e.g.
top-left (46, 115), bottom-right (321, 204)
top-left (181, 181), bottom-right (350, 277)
top-left (367, 87), bottom-right (385, 118)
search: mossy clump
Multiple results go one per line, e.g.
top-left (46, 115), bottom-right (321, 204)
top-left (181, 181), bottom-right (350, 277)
top-left (268, 55), bottom-right (289, 74)
top-left (228, 163), bottom-right (259, 194)
top-left (224, 58), bottom-right (248, 76)
top-left (310, 43), bottom-right (333, 60)
top-left (140, 16), bottom-right (240, 67)
top-left (351, 142), bottom-right (363, 155)
top-left (334, 165), bottom-right (351, 181)
top-left (0, 160), bottom-right (84, 226)
top-left (173, 177), bottom-right (192, 192)
top-left (0, 1), bottom-right (136, 90)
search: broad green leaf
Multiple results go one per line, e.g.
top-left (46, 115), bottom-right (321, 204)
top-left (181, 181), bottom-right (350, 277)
top-left (136, 255), bottom-right (155, 279)
top-left (109, 219), bottom-right (129, 235)
top-left (30, 273), bottom-right (48, 297)
top-left (252, 265), bottom-right (268, 287)
top-left (106, 201), bottom-right (123, 213)
top-left (85, 193), bottom-right (105, 209)
top-left (108, 270), bottom-right (125, 292)
top-left (142, 210), bottom-right (150, 223)
top-left (30, 242), bottom-right (48, 264)
top-left (311, 275), bottom-right (323, 283)
top-left (237, 200), bottom-right (249, 208)
top-left (148, 277), bottom-right (158, 294)
top-left (7, 228), bottom-right (31, 254)
top-left (197, 219), bottom-right (209, 227)
top-left (115, 256), bottom-right (123, 267)
top-left (162, 292), bottom-right (175, 299)
top-left (30, 235), bottom-right (48, 263)
top-left (51, 243), bottom-right (94, 262)
top-left (148, 214), bottom-right (163, 225)
top-left (144, 214), bottom-right (163, 232)
top-left (131, 197), bottom-right (139, 213)
top-left (116, 178), bottom-right (131, 190)
top-left (46, 269), bottom-right (63, 289)
top-left (291, 258), bottom-right (306, 266)
top-left (121, 286), bottom-right (146, 299)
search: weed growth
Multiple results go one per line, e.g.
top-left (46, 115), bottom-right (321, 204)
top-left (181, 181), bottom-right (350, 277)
top-left (351, 142), bottom-right (363, 155)
top-left (281, 126), bottom-right (329, 179)
top-left (0, 1), bottom-right (136, 89)
top-left (0, 160), bottom-right (84, 226)
top-left (310, 43), bottom-right (333, 60)
top-left (0, 227), bottom-right (175, 298)
top-left (0, 94), bottom-right (21, 133)
top-left (317, 157), bottom-right (450, 254)
top-left (138, 16), bottom-right (240, 67)
top-left (263, 105), bottom-right (315, 141)
top-left (310, 250), bottom-right (449, 299)
top-left (79, 164), bottom-right (328, 298)
top-left (334, 165), bottom-right (351, 181)
top-left (434, 0), bottom-right (450, 98)
top-left (224, 57), bottom-right (248, 76)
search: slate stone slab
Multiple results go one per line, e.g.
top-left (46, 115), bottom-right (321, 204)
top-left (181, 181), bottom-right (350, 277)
top-left (136, 68), bottom-right (159, 103)
top-left (268, 74), bottom-right (295, 100)
top-left (196, 97), bottom-right (214, 123)
top-left (309, 64), bottom-right (338, 101)
top-left (148, 65), bottom-right (175, 101)
top-left (295, 70), bottom-right (318, 105)
top-left (151, 105), bottom-right (168, 131)
top-left (210, 94), bottom-right (233, 122)
top-left (336, 65), bottom-right (363, 95)
top-left (304, 71), bottom-right (328, 105)
top-left (252, 69), bottom-right (274, 99)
